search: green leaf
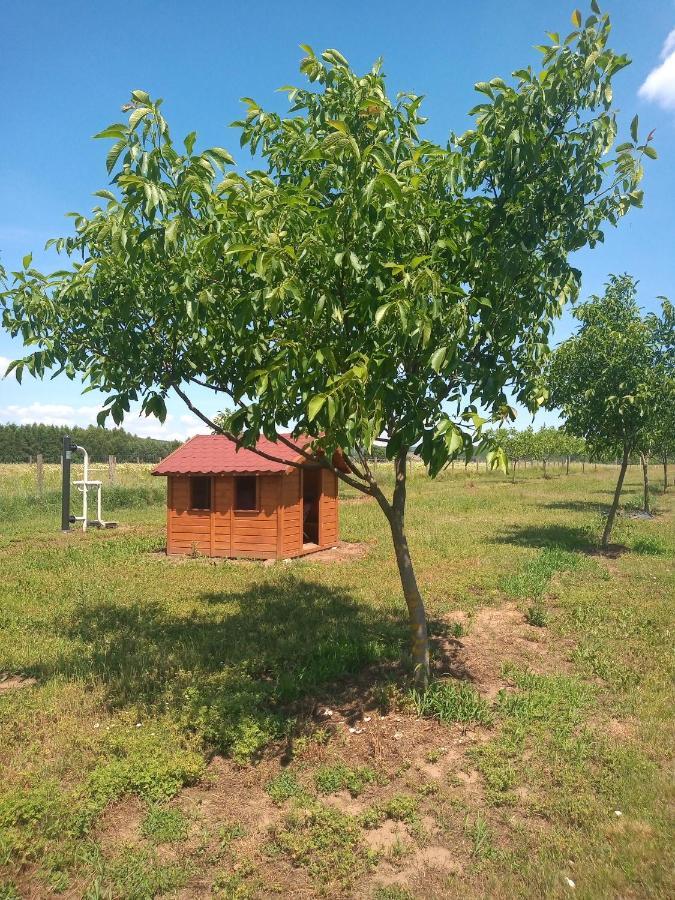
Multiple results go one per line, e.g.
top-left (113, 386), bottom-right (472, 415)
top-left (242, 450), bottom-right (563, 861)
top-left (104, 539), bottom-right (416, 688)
top-left (93, 124), bottom-right (127, 140)
top-left (22, 253), bottom-right (32, 269)
top-left (129, 107), bottom-right (151, 130)
top-left (131, 89), bottom-right (151, 105)
top-left (375, 172), bottom-right (402, 201)
top-left (571, 9), bottom-right (581, 27)
top-left (642, 145), bottom-right (657, 160)
top-left (184, 131), bottom-right (197, 155)
top-left (374, 303), bottom-right (392, 326)
top-left (106, 140), bottom-right (126, 174)
top-left (630, 114), bottom-right (639, 143)
top-left (430, 346), bottom-right (447, 373)
top-left (349, 251), bottom-right (363, 273)
top-left (205, 147), bottom-right (235, 167)
top-left (308, 395), bottom-right (326, 421)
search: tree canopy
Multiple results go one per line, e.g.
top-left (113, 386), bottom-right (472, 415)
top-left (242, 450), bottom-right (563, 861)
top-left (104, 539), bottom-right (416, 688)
top-left (0, 423), bottom-right (180, 464)
top-left (547, 274), bottom-right (673, 543)
top-left (0, 4), bottom-right (652, 681)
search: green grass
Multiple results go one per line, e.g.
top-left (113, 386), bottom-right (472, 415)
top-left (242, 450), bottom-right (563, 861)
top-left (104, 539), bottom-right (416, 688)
top-left (410, 680), bottom-right (493, 726)
top-left (314, 762), bottom-right (378, 797)
top-left (267, 803), bottom-right (374, 887)
top-left (0, 461), bottom-right (673, 897)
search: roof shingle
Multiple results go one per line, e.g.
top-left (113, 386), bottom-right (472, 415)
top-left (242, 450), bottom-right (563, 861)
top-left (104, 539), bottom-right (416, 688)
top-left (152, 434), bottom-right (311, 476)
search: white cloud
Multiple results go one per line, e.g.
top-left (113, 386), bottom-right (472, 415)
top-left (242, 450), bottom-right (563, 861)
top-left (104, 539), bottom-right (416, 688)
top-left (638, 28), bottom-right (675, 111)
top-left (0, 401), bottom-right (203, 442)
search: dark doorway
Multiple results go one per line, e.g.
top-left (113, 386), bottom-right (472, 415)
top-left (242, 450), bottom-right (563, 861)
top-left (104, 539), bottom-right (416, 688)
top-left (302, 468), bottom-right (321, 545)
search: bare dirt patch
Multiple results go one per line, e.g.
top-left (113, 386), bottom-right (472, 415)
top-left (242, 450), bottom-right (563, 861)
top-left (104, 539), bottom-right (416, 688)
top-left (95, 795), bottom-right (145, 850)
top-left (431, 602), bottom-right (574, 698)
top-left (298, 541), bottom-right (372, 563)
top-left (0, 673), bottom-right (37, 693)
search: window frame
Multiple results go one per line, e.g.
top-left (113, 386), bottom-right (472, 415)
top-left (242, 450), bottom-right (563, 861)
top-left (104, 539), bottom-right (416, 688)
top-left (189, 475), bottom-right (212, 511)
top-left (234, 474), bottom-right (259, 513)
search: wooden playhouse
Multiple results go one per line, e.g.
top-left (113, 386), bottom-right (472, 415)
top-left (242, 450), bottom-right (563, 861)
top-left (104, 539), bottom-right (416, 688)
top-left (152, 434), bottom-right (339, 559)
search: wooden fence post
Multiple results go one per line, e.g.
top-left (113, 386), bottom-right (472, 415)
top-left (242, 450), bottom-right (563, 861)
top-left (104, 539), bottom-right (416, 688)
top-left (36, 454), bottom-right (44, 497)
top-left (108, 455), bottom-right (117, 485)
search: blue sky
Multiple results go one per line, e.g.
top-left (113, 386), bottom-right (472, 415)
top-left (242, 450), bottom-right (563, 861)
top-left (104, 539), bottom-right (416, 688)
top-left (1, 0), bottom-right (673, 440)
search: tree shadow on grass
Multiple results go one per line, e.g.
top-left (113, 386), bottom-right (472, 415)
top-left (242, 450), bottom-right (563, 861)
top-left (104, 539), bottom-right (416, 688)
top-left (543, 500), bottom-right (609, 514)
top-left (490, 523), bottom-right (596, 553)
top-left (33, 577), bottom-right (407, 757)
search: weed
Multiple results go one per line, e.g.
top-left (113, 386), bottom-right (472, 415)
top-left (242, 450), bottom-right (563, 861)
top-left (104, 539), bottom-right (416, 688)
top-left (525, 602), bottom-right (548, 627)
top-left (426, 747), bottom-right (446, 763)
top-left (100, 846), bottom-right (192, 898)
top-left (373, 887), bottom-right (415, 900)
top-left (267, 803), bottom-right (373, 887)
top-left (314, 762), bottom-right (377, 797)
top-left (501, 546), bottom-right (581, 600)
top-left (265, 771), bottom-right (306, 805)
top-left (212, 858), bottom-right (260, 899)
top-left (465, 812), bottom-right (494, 859)
top-left (141, 805), bottom-right (189, 843)
top-left (0, 884), bottom-right (20, 900)
top-left (218, 821), bottom-right (246, 849)
top-left (360, 794), bottom-right (420, 830)
top-left (631, 536), bottom-right (667, 556)
top-left (410, 680), bottom-right (493, 726)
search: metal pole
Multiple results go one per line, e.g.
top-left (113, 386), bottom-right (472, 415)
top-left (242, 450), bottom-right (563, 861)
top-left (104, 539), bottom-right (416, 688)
top-left (61, 435), bottom-right (72, 531)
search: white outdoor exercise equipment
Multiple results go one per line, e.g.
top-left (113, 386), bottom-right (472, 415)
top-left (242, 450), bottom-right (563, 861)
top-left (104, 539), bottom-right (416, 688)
top-left (61, 435), bottom-right (117, 532)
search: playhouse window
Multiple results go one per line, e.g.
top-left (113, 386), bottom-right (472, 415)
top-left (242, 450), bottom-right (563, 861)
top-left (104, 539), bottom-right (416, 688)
top-left (190, 476), bottom-right (212, 510)
top-left (235, 475), bottom-right (257, 511)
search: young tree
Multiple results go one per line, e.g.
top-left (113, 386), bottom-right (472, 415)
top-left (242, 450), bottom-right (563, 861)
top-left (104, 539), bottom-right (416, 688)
top-left (531, 426), bottom-right (561, 477)
top-left (497, 427), bottom-right (535, 483)
top-left (644, 302), bottom-right (675, 493)
top-left (1, 7), bottom-right (649, 684)
top-left (548, 276), bottom-right (668, 546)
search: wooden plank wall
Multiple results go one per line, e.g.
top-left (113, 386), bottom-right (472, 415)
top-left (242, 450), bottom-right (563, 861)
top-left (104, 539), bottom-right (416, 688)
top-left (167, 476), bottom-right (212, 555)
top-left (212, 477), bottom-right (233, 557)
top-left (282, 469), bottom-right (302, 556)
top-left (231, 475), bottom-right (278, 558)
top-left (319, 468), bottom-right (339, 547)
top-left (166, 469), bottom-right (337, 558)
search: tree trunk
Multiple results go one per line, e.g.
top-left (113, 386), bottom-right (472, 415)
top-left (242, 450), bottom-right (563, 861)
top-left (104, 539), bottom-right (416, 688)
top-left (543, 459), bottom-right (547, 477)
top-left (640, 452), bottom-right (650, 514)
top-left (602, 445), bottom-right (630, 548)
top-left (384, 451), bottom-right (429, 688)
top-left (512, 460), bottom-right (517, 484)
top-left (566, 455), bottom-right (570, 475)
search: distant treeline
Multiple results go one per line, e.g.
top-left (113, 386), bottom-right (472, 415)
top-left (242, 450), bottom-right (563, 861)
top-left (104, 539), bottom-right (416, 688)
top-left (0, 423), bottom-right (182, 463)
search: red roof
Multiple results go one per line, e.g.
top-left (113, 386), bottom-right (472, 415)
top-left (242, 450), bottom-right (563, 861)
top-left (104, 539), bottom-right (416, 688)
top-left (152, 433), bottom-right (313, 476)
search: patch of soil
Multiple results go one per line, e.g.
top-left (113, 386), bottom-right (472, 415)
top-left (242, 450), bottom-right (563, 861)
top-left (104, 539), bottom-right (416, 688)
top-left (431, 602), bottom-right (574, 698)
top-left (323, 790), bottom-right (367, 816)
top-left (369, 844), bottom-right (463, 898)
top-left (298, 541), bottom-right (371, 563)
top-left (364, 819), bottom-right (410, 852)
top-left (622, 510), bottom-right (656, 520)
top-left (586, 544), bottom-right (629, 560)
top-left (95, 795), bottom-right (145, 849)
top-left (0, 673), bottom-right (37, 693)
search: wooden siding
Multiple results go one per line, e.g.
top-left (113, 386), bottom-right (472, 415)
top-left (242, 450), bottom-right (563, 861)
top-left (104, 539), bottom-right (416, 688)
top-left (319, 468), bottom-right (339, 547)
top-left (167, 475), bottom-right (212, 554)
top-left (166, 467), bottom-right (337, 559)
top-left (282, 469), bottom-right (303, 556)
top-left (212, 477), bottom-right (233, 557)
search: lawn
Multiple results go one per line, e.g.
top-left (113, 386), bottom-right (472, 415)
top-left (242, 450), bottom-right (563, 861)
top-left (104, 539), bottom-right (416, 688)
top-left (0, 462), bottom-right (673, 899)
